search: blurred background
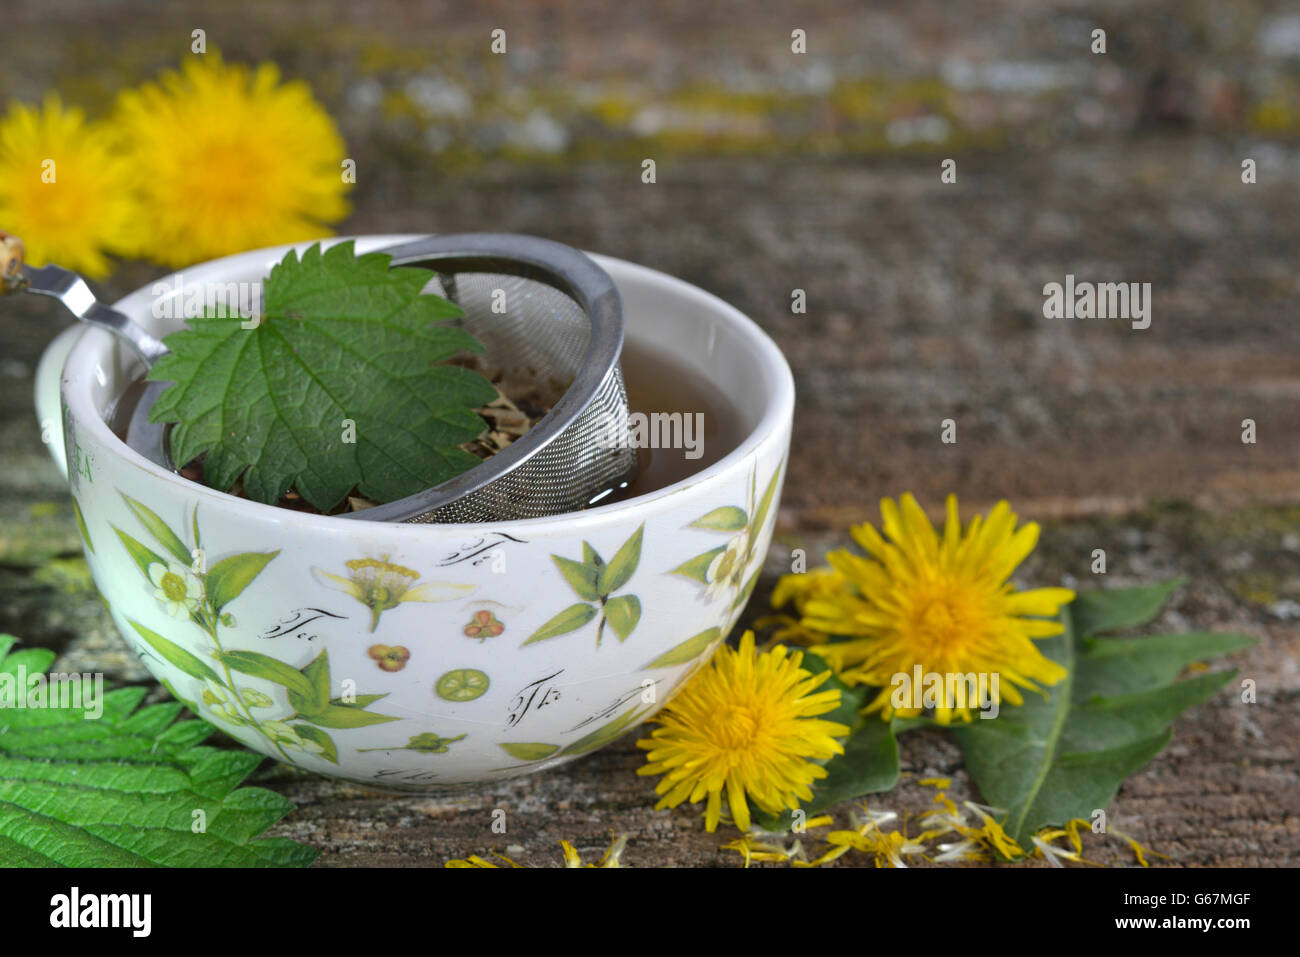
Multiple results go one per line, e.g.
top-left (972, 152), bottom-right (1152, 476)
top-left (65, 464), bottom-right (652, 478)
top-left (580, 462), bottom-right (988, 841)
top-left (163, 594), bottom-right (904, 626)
top-left (0, 0), bottom-right (1295, 864)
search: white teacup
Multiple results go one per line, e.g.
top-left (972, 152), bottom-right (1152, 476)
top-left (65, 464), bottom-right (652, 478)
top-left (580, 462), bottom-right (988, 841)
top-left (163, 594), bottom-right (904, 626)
top-left (34, 236), bottom-right (795, 790)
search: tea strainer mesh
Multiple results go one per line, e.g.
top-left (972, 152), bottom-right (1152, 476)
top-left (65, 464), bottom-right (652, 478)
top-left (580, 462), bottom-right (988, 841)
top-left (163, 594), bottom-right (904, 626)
top-left (3, 231), bottom-right (638, 524)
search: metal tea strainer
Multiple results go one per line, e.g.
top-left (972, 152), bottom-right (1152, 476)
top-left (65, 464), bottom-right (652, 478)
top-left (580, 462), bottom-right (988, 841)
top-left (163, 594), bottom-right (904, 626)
top-left (1, 231), bottom-right (638, 523)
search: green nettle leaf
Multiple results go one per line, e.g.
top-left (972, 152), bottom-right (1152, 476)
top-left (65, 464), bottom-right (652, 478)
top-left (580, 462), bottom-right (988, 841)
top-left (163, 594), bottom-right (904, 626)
top-left (205, 550), bottom-right (279, 612)
top-left (954, 583), bottom-right (1253, 852)
top-left (596, 524), bottom-right (644, 595)
top-left (553, 555), bottom-right (601, 602)
top-left (604, 594), bottom-right (642, 641)
top-left (758, 651), bottom-right (899, 831)
top-left (499, 742), bottom-right (560, 761)
top-left (146, 241), bottom-right (499, 511)
top-left (644, 627), bottom-right (722, 668)
top-left (689, 506), bottom-right (749, 532)
top-left (0, 634), bottom-right (317, 867)
top-left (121, 494), bottom-right (191, 564)
top-left (113, 527), bottom-right (166, 579)
top-left (291, 725), bottom-right (339, 765)
top-left (129, 620), bottom-right (222, 685)
top-left (523, 602), bottom-right (598, 645)
top-left (671, 546), bottom-right (725, 584)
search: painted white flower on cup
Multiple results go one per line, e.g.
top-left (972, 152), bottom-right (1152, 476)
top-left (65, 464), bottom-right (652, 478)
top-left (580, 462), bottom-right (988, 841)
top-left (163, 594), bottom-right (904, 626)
top-left (704, 527), bottom-right (750, 602)
top-left (259, 719), bottom-right (325, 756)
top-left (147, 561), bottom-right (203, 619)
top-left (312, 557), bottom-right (476, 632)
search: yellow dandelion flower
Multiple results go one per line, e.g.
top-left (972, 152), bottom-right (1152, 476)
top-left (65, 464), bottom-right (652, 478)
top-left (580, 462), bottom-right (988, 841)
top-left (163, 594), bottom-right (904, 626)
top-left (112, 52), bottom-right (350, 267)
top-left (799, 494), bottom-right (1075, 724)
top-left (0, 95), bottom-right (136, 278)
top-left (636, 631), bottom-right (851, 833)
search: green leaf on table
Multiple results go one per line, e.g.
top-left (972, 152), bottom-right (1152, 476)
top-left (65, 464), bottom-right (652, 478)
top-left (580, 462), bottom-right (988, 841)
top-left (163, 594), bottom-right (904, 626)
top-left (205, 550), bottom-right (279, 611)
top-left (758, 651), bottom-right (900, 831)
top-left (596, 524), bottom-right (644, 595)
top-left (0, 634), bottom-right (317, 867)
top-left (128, 620), bottom-right (221, 685)
top-left (121, 494), bottom-right (191, 564)
top-left (954, 581), bottom-right (1253, 852)
top-left (523, 602), bottom-right (597, 645)
top-left (604, 594), bottom-right (642, 641)
top-left (146, 240), bottom-right (498, 511)
top-left (1071, 578), bottom-right (1186, 639)
top-left (689, 506), bottom-right (748, 532)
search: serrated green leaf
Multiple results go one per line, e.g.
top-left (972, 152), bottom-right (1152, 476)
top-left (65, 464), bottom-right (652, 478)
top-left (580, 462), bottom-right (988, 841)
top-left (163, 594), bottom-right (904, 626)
top-left (146, 240), bottom-right (498, 511)
top-left (553, 555), bottom-right (601, 602)
top-left (205, 550), bottom-right (279, 612)
top-left (596, 524), bottom-right (644, 595)
top-left (498, 742), bottom-right (560, 761)
top-left (121, 494), bottom-right (191, 564)
top-left (523, 602), bottom-right (597, 645)
top-left (954, 584), bottom-right (1252, 850)
top-left (604, 594), bottom-right (642, 641)
top-left (690, 506), bottom-right (748, 531)
top-left (644, 627), bottom-right (722, 668)
top-left (128, 620), bottom-right (221, 685)
top-left (0, 634), bottom-right (317, 867)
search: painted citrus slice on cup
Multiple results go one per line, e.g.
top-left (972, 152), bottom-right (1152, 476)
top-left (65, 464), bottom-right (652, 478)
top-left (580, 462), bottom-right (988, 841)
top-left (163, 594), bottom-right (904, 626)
top-left (435, 668), bottom-right (490, 702)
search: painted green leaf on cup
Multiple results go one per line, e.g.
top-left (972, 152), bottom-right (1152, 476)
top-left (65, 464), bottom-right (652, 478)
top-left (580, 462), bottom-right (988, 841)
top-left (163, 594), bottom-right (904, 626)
top-left (604, 594), bottom-right (642, 642)
top-left (553, 555), bottom-right (601, 602)
top-left (71, 497), bottom-right (93, 554)
top-left (582, 542), bottom-right (604, 569)
top-left (205, 550), bottom-right (280, 612)
top-left (750, 467), bottom-right (782, 540)
top-left (595, 524), bottom-right (644, 595)
top-left (561, 705), bottom-right (652, 756)
top-left (305, 702), bottom-right (402, 729)
top-left (499, 742), bottom-right (560, 761)
top-left (954, 583), bottom-right (1253, 851)
top-left (301, 649), bottom-right (332, 711)
top-left (524, 602), bottom-right (598, 645)
top-left (113, 527), bottom-right (166, 579)
top-left (129, 619), bottom-right (221, 685)
top-left (291, 725), bottom-right (339, 764)
top-left (220, 650), bottom-right (318, 705)
top-left (331, 693), bottom-right (387, 709)
top-left (689, 506), bottom-right (748, 532)
top-left (645, 627), bottom-right (722, 669)
top-left (671, 546), bottom-right (725, 585)
top-left (121, 494), bottom-right (191, 565)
